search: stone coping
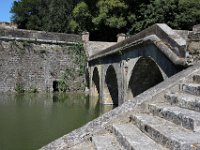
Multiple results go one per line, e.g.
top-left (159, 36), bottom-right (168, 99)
top-left (0, 36), bottom-right (77, 45)
top-left (0, 27), bottom-right (81, 43)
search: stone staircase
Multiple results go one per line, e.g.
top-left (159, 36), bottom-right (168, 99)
top-left (69, 74), bottom-right (200, 150)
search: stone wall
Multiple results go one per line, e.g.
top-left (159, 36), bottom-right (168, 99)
top-left (0, 39), bottom-right (85, 92)
top-left (188, 24), bottom-right (200, 62)
top-left (0, 22), bottom-right (17, 29)
top-left (84, 41), bottom-right (116, 57)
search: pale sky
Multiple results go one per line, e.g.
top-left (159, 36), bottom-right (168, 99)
top-left (0, 0), bottom-right (15, 22)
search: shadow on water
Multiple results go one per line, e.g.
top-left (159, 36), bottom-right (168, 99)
top-left (0, 92), bottom-right (114, 150)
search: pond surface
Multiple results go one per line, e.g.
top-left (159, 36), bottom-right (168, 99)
top-left (0, 93), bottom-right (114, 150)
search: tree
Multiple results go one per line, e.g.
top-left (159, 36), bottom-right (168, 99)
top-left (69, 1), bottom-right (92, 33)
top-left (11, 0), bottom-right (45, 30)
top-left (176, 0), bottom-right (200, 30)
top-left (11, 0), bottom-right (80, 32)
top-left (11, 0), bottom-right (200, 40)
top-left (139, 0), bottom-right (200, 32)
top-left (69, 0), bottom-right (129, 41)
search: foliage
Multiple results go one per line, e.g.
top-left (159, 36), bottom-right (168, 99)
top-left (11, 0), bottom-right (80, 32)
top-left (58, 80), bottom-right (68, 92)
top-left (11, 0), bottom-right (200, 41)
top-left (70, 42), bottom-right (87, 76)
top-left (69, 2), bottom-right (92, 32)
top-left (56, 43), bottom-right (86, 92)
top-left (139, 0), bottom-right (200, 32)
top-left (92, 0), bottom-right (128, 28)
top-left (29, 86), bottom-right (38, 93)
top-left (15, 82), bottom-right (25, 93)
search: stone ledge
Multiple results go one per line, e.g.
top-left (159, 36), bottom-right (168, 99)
top-left (0, 36), bottom-right (78, 45)
top-left (0, 27), bottom-right (81, 42)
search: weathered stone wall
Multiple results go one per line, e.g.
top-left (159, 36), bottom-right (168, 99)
top-left (188, 25), bottom-right (200, 62)
top-left (84, 41), bottom-right (116, 57)
top-left (0, 39), bottom-right (85, 92)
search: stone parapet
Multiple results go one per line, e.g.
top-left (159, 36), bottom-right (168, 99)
top-left (187, 25), bottom-right (200, 62)
top-left (193, 24), bottom-right (200, 33)
top-left (0, 27), bottom-right (81, 42)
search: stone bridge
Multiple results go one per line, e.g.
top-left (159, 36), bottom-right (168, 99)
top-left (87, 24), bottom-right (190, 105)
top-left (42, 23), bottom-right (200, 150)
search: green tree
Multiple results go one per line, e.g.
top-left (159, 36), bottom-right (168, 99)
top-left (11, 0), bottom-right (200, 40)
top-left (11, 0), bottom-right (45, 30)
top-left (46, 0), bottom-right (77, 32)
top-left (11, 0), bottom-right (80, 32)
top-left (176, 0), bottom-right (200, 30)
top-left (138, 0), bottom-right (200, 32)
top-left (69, 1), bottom-right (92, 32)
top-left (92, 0), bottom-right (128, 29)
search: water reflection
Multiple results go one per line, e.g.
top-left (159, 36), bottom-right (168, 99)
top-left (0, 93), bottom-right (113, 150)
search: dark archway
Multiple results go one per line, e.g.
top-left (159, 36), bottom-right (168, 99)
top-left (128, 57), bottom-right (164, 100)
top-left (105, 65), bottom-right (118, 105)
top-left (92, 67), bottom-right (100, 98)
top-left (53, 81), bottom-right (59, 92)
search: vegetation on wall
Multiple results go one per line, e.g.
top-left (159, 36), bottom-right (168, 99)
top-left (11, 0), bottom-right (200, 41)
top-left (15, 82), bottom-right (25, 93)
top-left (56, 42), bottom-right (87, 92)
top-left (52, 42), bottom-right (87, 92)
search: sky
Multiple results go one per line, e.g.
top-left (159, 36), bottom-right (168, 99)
top-left (0, 0), bottom-right (15, 22)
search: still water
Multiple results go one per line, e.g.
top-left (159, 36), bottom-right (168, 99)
top-left (0, 93), bottom-right (114, 150)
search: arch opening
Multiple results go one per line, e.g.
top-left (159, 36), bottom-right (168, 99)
top-left (127, 57), bottom-right (164, 100)
top-left (92, 67), bottom-right (100, 99)
top-left (53, 81), bottom-right (59, 92)
top-left (104, 65), bottom-right (118, 105)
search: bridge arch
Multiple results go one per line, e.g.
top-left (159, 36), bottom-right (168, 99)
top-left (127, 57), bottom-right (164, 100)
top-left (91, 67), bottom-right (100, 99)
top-left (104, 65), bottom-right (118, 105)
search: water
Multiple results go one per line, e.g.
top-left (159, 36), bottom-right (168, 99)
top-left (0, 93), bottom-right (114, 150)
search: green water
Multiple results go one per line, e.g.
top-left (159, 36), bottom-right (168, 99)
top-left (0, 93), bottom-right (113, 150)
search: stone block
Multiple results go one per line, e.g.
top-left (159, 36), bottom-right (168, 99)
top-left (92, 134), bottom-right (121, 150)
top-left (165, 92), bottom-right (200, 112)
top-left (112, 123), bottom-right (165, 150)
top-left (149, 103), bottom-right (200, 131)
top-left (193, 24), bottom-right (200, 33)
top-left (132, 114), bottom-right (200, 150)
top-left (182, 83), bottom-right (200, 96)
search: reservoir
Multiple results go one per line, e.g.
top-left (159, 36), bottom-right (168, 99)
top-left (0, 93), bottom-right (113, 150)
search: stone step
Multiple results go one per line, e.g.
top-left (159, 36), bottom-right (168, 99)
top-left (149, 103), bottom-right (200, 132)
top-left (165, 92), bottom-right (200, 112)
top-left (112, 123), bottom-right (166, 150)
top-left (68, 141), bottom-right (93, 150)
top-left (92, 134), bottom-right (122, 150)
top-left (193, 74), bottom-right (200, 84)
top-left (132, 114), bottom-right (200, 150)
top-left (181, 83), bottom-right (200, 96)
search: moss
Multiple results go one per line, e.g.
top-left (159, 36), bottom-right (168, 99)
top-left (15, 82), bottom-right (25, 93)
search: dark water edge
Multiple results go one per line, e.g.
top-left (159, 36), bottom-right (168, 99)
top-left (0, 92), bottom-right (114, 150)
